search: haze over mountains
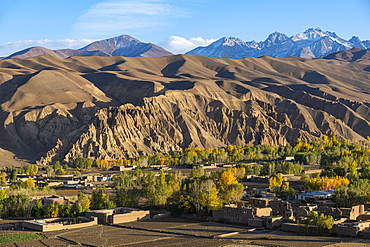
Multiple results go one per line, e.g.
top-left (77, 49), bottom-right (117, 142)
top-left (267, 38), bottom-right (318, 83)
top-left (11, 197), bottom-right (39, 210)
top-left (0, 50), bottom-right (369, 166)
top-left (3, 28), bottom-right (370, 61)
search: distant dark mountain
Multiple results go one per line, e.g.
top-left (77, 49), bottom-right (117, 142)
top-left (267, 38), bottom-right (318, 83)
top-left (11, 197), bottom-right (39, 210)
top-left (3, 35), bottom-right (173, 60)
top-left (324, 47), bottom-right (370, 62)
top-left (186, 28), bottom-right (370, 59)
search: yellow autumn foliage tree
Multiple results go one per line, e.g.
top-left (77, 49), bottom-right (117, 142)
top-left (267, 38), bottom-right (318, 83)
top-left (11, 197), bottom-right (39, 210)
top-left (269, 173), bottom-right (284, 191)
top-left (219, 171), bottom-right (238, 188)
top-left (306, 176), bottom-right (350, 191)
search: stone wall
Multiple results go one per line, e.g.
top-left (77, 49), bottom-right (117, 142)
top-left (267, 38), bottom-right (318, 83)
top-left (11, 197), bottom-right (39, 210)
top-left (213, 207), bottom-right (252, 224)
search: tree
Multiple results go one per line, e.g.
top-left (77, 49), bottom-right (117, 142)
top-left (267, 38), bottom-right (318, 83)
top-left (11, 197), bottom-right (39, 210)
top-left (189, 166), bottom-right (205, 179)
top-left (45, 204), bottom-right (59, 218)
top-left (73, 158), bottom-right (93, 169)
top-left (113, 171), bottom-right (135, 188)
top-left (45, 166), bottom-right (53, 177)
top-left (0, 190), bottom-right (8, 216)
top-left (219, 171), bottom-right (238, 188)
top-left (153, 170), bottom-right (169, 207)
top-left (269, 173), bottom-right (296, 198)
top-left (23, 178), bottom-right (35, 188)
top-left (55, 168), bottom-right (67, 175)
top-left (332, 179), bottom-right (370, 207)
top-left (10, 167), bottom-right (18, 182)
top-left (175, 195), bottom-right (195, 214)
top-left (189, 179), bottom-right (222, 212)
top-left (91, 186), bottom-right (115, 210)
top-left (305, 176), bottom-right (350, 191)
top-left (306, 211), bottom-right (334, 233)
top-left (58, 204), bottom-right (72, 217)
top-left (115, 188), bottom-right (140, 208)
top-left (0, 172), bottom-right (7, 186)
top-left (241, 163), bottom-right (261, 176)
top-left (3, 194), bottom-right (31, 217)
top-left (20, 164), bottom-right (39, 176)
top-left (31, 200), bottom-right (43, 218)
top-left (269, 173), bottom-right (284, 191)
top-left (294, 152), bottom-right (321, 165)
top-left (53, 161), bottom-right (62, 171)
top-left (72, 192), bottom-right (90, 216)
top-left (218, 171), bottom-right (244, 204)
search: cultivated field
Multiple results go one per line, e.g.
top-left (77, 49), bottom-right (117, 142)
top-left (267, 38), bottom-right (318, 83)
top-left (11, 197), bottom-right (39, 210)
top-left (2, 217), bottom-right (370, 246)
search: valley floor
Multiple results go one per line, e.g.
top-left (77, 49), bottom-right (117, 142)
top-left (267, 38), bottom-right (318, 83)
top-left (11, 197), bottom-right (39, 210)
top-left (2, 217), bottom-right (370, 247)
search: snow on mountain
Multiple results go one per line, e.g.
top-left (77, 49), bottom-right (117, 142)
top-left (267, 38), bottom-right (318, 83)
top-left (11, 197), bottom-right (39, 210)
top-left (80, 34), bottom-right (172, 57)
top-left (186, 28), bottom-right (370, 59)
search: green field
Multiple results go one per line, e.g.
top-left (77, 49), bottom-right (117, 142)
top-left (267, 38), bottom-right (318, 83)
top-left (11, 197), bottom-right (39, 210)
top-left (0, 233), bottom-right (45, 244)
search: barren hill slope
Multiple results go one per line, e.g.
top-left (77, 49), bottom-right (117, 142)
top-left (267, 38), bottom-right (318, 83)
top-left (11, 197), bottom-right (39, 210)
top-left (0, 54), bottom-right (369, 166)
top-left (324, 47), bottom-right (370, 62)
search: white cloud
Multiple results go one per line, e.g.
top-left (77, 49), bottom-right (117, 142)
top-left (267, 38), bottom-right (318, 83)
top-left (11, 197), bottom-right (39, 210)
top-left (0, 39), bottom-right (96, 57)
top-left (159, 36), bottom-right (216, 54)
top-left (71, 0), bottom-right (183, 39)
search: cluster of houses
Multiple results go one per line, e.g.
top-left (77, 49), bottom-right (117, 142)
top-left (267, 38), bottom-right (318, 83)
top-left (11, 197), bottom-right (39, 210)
top-left (22, 207), bottom-right (152, 232)
top-left (16, 173), bottom-right (116, 189)
top-left (4, 163), bottom-right (370, 238)
top-left (213, 196), bottom-right (370, 237)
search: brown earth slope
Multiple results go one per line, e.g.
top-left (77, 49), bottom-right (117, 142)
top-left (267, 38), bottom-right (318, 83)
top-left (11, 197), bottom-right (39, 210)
top-left (0, 54), bottom-right (369, 166)
top-left (324, 47), bottom-right (370, 62)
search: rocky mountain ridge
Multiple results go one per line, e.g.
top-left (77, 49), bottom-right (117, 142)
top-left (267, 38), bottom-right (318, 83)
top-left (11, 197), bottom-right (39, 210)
top-left (186, 28), bottom-right (370, 59)
top-left (3, 28), bottom-right (370, 61)
top-left (3, 35), bottom-right (173, 60)
top-left (0, 54), bottom-right (369, 166)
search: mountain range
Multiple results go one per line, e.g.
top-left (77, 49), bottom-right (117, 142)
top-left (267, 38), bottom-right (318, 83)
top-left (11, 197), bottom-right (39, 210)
top-left (0, 49), bottom-right (369, 167)
top-left (3, 35), bottom-right (173, 60)
top-left (186, 28), bottom-right (370, 59)
top-left (2, 28), bottom-right (370, 60)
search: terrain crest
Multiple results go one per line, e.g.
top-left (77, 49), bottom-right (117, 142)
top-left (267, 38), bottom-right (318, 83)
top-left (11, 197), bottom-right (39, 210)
top-left (0, 54), bottom-right (369, 166)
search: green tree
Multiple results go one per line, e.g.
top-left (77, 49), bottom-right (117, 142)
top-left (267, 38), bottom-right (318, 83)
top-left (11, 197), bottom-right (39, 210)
top-left (174, 195), bottom-right (195, 214)
top-left (10, 167), bottom-right (18, 182)
top-left (45, 204), bottom-right (59, 218)
top-left (72, 192), bottom-right (90, 216)
top-left (31, 200), bottom-right (43, 218)
top-left (55, 168), bottom-right (67, 175)
top-left (20, 164), bottom-right (38, 176)
top-left (115, 187), bottom-right (140, 208)
top-left (58, 204), bottom-right (72, 217)
top-left (73, 158), bottom-right (93, 169)
top-left (45, 166), bottom-right (53, 177)
top-left (306, 211), bottom-right (334, 233)
top-left (3, 194), bottom-right (31, 217)
top-left (53, 161), bottom-right (62, 171)
top-left (189, 166), bottom-right (205, 179)
top-left (91, 186), bottom-right (116, 210)
top-left (332, 179), bottom-right (370, 207)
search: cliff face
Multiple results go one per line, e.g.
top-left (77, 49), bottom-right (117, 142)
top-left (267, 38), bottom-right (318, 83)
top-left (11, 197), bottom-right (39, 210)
top-left (0, 54), bottom-right (369, 165)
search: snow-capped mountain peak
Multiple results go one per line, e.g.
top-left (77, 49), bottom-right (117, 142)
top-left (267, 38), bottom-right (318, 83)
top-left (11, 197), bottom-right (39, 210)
top-left (221, 37), bottom-right (246, 46)
top-left (292, 27), bottom-right (327, 41)
top-left (186, 28), bottom-right (370, 59)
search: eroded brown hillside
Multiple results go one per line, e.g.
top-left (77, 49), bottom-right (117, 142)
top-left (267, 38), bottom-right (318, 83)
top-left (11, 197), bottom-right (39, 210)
top-left (0, 54), bottom-right (369, 166)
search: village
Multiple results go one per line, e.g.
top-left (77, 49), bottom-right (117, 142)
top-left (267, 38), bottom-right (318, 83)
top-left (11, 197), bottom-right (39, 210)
top-left (1, 161), bottom-right (370, 246)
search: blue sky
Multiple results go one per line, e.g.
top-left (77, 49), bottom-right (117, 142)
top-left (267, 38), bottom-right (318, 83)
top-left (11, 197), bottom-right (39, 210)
top-left (1, 0), bottom-right (370, 56)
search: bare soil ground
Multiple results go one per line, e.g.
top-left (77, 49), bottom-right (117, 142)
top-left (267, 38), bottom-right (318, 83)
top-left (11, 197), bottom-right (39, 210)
top-left (2, 217), bottom-right (370, 247)
top-left (222, 230), bottom-right (370, 247)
